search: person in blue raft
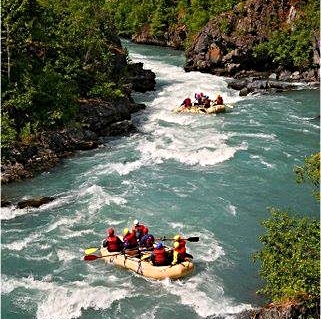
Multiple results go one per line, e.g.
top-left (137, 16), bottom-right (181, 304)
top-left (150, 242), bottom-right (171, 266)
top-left (139, 227), bottom-right (155, 251)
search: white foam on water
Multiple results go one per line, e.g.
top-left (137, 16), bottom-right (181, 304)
top-left (24, 251), bottom-right (55, 262)
top-left (168, 222), bottom-right (185, 230)
top-left (249, 155), bottom-right (275, 169)
top-left (162, 275), bottom-right (252, 318)
top-left (60, 228), bottom-right (94, 240)
top-left (46, 214), bottom-right (82, 233)
top-left (56, 249), bottom-right (80, 262)
top-left (77, 184), bottom-right (127, 211)
top-left (0, 190), bottom-right (82, 220)
top-left (135, 130), bottom-right (246, 167)
top-left (106, 159), bottom-right (151, 176)
top-left (3, 232), bottom-right (41, 251)
top-left (124, 47), bottom-right (247, 172)
top-left (230, 132), bottom-right (277, 140)
top-left (196, 236), bottom-right (225, 263)
top-left (1, 274), bottom-right (131, 319)
top-left (227, 204), bottom-right (237, 216)
top-left (1, 194), bottom-right (78, 221)
top-left (1, 206), bottom-right (35, 221)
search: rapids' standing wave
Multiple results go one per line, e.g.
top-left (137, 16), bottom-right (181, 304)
top-left (1, 40), bottom-right (320, 319)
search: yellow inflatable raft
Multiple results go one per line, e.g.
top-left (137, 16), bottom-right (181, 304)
top-left (99, 247), bottom-right (194, 280)
top-left (172, 104), bottom-right (226, 114)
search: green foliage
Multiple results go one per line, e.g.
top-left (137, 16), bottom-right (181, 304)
top-left (20, 122), bottom-right (33, 143)
top-left (217, 16), bottom-right (232, 35)
top-left (90, 82), bottom-right (124, 100)
top-left (108, 0), bottom-right (242, 46)
top-left (1, 112), bottom-right (17, 149)
top-left (253, 153), bottom-right (320, 309)
top-left (294, 153), bottom-right (320, 201)
top-left (1, 0), bottom-right (130, 150)
top-left (150, 0), bottom-right (171, 38)
top-left (253, 209), bottom-right (320, 303)
top-left (252, 0), bottom-right (319, 70)
top-left (254, 28), bottom-right (314, 70)
top-left (108, 0), bottom-right (318, 71)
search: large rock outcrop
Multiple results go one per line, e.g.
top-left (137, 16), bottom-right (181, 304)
top-left (1, 96), bottom-right (146, 184)
top-left (184, 0), bottom-right (320, 82)
top-left (132, 23), bottom-right (186, 49)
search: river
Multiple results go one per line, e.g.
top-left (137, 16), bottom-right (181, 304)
top-left (1, 40), bottom-right (320, 319)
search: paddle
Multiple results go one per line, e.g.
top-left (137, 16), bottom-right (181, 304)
top-left (141, 254), bottom-right (151, 261)
top-left (225, 103), bottom-right (234, 109)
top-left (84, 247), bottom-right (100, 255)
top-left (84, 252), bottom-right (123, 261)
top-left (157, 236), bottom-right (199, 242)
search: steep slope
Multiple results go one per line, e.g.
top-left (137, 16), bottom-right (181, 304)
top-left (184, 0), bottom-right (319, 81)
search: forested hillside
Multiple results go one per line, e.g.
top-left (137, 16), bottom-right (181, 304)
top-left (109, 0), bottom-right (320, 77)
top-left (2, 0), bottom-right (126, 148)
top-left (109, 0), bottom-right (243, 47)
top-left (1, 0), bottom-right (155, 183)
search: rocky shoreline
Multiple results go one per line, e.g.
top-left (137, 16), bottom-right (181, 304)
top-left (226, 74), bottom-right (320, 96)
top-left (1, 62), bottom-right (156, 186)
top-left (235, 300), bottom-right (320, 319)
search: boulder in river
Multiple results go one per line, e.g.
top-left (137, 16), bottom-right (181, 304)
top-left (17, 196), bottom-right (56, 209)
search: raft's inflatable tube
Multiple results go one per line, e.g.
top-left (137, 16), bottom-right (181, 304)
top-left (172, 105), bottom-right (226, 114)
top-left (100, 247), bottom-right (194, 280)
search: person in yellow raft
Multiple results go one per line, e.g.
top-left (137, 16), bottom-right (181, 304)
top-left (171, 234), bottom-right (187, 265)
top-left (214, 94), bottom-right (224, 105)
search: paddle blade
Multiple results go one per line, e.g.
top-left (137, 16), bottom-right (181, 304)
top-left (84, 254), bottom-right (101, 261)
top-left (186, 236), bottom-right (199, 242)
top-left (84, 247), bottom-right (99, 255)
top-left (141, 254), bottom-right (151, 261)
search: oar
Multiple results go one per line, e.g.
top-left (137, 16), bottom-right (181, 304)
top-left (157, 236), bottom-right (199, 242)
top-left (84, 247), bottom-right (100, 255)
top-left (84, 252), bottom-right (123, 261)
top-left (141, 254), bottom-right (151, 261)
top-left (225, 104), bottom-right (234, 109)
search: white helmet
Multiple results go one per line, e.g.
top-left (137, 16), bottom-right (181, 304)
top-left (134, 219), bottom-right (139, 225)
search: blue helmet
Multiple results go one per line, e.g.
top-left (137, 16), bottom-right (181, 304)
top-left (156, 242), bottom-right (163, 249)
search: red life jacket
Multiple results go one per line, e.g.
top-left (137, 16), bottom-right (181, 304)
top-left (184, 98), bottom-right (192, 106)
top-left (153, 247), bottom-right (167, 266)
top-left (216, 96), bottom-right (223, 105)
top-left (204, 98), bottom-right (211, 108)
top-left (107, 235), bottom-right (123, 252)
top-left (177, 240), bottom-right (187, 258)
top-left (123, 232), bottom-right (138, 248)
top-left (140, 234), bottom-right (154, 248)
top-left (134, 224), bottom-right (145, 240)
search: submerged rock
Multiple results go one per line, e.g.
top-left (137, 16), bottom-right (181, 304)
top-left (17, 196), bottom-right (56, 209)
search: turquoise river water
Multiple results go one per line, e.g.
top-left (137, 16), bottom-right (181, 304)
top-left (1, 40), bottom-right (320, 319)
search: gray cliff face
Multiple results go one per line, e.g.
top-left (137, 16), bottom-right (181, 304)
top-left (184, 0), bottom-right (320, 82)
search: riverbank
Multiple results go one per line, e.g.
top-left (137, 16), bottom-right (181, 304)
top-left (1, 63), bottom-right (156, 186)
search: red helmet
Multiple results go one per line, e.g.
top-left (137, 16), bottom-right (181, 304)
top-left (107, 228), bottom-right (114, 236)
top-left (143, 227), bottom-right (148, 235)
